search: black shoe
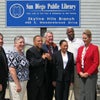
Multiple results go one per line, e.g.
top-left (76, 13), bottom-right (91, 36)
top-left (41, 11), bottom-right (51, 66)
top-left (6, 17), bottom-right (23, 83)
top-left (4, 98), bottom-right (10, 100)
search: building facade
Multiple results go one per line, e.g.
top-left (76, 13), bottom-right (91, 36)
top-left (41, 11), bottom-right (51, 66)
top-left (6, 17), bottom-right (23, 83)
top-left (0, 0), bottom-right (100, 85)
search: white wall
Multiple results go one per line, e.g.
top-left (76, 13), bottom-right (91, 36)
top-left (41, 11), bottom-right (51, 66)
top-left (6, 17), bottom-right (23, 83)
top-left (47, 0), bottom-right (100, 46)
top-left (0, 0), bottom-right (100, 86)
top-left (0, 0), bottom-right (100, 47)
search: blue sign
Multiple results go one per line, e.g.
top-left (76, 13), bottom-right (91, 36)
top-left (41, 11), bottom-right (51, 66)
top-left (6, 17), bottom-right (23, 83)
top-left (6, 0), bottom-right (80, 27)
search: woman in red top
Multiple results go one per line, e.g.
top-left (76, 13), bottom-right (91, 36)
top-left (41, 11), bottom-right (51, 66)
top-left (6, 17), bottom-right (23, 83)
top-left (76, 29), bottom-right (99, 100)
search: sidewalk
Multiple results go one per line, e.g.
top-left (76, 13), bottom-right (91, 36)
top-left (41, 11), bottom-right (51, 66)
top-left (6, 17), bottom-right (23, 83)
top-left (5, 88), bottom-right (100, 100)
top-left (5, 89), bottom-right (27, 100)
top-left (5, 88), bottom-right (74, 100)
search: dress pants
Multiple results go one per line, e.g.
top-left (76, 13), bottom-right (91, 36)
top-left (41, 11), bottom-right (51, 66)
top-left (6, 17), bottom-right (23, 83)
top-left (55, 81), bottom-right (70, 100)
top-left (46, 81), bottom-right (54, 100)
top-left (79, 74), bottom-right (97, 100)
top-left (0, 81), bottom-right (7, 100)
top-left (73, 66), bottom-right (80, 100)
top-left (27, 80), bottom-right (47, 100)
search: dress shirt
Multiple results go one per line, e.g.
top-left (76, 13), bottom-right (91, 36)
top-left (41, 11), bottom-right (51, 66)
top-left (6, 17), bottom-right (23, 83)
top-left (61, 52), bottom-right (68, 69)
top-left (65, 38), bottom-right (84, 63)
top-left (81, 47), bottom-right (88, 69)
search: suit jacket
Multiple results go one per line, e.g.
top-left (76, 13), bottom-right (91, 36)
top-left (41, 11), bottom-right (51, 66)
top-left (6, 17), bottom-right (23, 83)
top-left (0, 47), bottom-right (8, 84)
top-left (76, 43), bottom-right (99, 75)
top-left (42, 43), bottom-right (58, 81)
top-left (42, 43), bottom-right (58, 54)
top-left (26, 46), bottom-right (46, 87)
top-left (52, 50), bottom-right (74, 83)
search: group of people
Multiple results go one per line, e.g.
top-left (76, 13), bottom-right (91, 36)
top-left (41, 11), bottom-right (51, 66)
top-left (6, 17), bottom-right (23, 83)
top-left (0, 27), bottom-right (99, 100)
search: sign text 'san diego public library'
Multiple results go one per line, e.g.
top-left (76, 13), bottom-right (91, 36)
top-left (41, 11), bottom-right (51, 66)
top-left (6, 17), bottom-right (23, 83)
top-left (6, 0), bottom-right (80, 27)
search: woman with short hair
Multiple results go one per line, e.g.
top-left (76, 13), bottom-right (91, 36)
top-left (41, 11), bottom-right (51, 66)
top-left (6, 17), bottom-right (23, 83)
top-left (7, 36), bottom-right (29, 100)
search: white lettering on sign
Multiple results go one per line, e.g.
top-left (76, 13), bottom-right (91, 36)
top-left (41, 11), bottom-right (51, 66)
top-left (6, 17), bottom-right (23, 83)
top-left (48, 3), bottom-right (60, 9)
top-left (61, 3), bottom-right (76, 10)
top-left (35, 3), bottom-right (46, 10)
top-left (26, 4), bottom-right (33, 9)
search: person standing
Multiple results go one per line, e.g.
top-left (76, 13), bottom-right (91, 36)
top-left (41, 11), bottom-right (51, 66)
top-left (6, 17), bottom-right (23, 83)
top-left (52, 40), bottom-right (74, 100)
top-left (76, 29), bottom-right (99, 100)
top-left (65, 27), bottom-right (84, 100)
top-left (42, 31), bottom-right (58, 100)
top-left (7, 36), bottom-right (29, 100)
top-left (26, 35), bottom-right (51, 100)
top-left (0, 33), bottom-right (8, 100)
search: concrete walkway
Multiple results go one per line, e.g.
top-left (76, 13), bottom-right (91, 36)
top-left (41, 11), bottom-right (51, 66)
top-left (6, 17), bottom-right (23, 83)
top-left (5, 88), bottom-right (100, 100)
top-left (5, 89), bottom-right (27, 100)
top-left (5, 88), bottom-right (74, 100)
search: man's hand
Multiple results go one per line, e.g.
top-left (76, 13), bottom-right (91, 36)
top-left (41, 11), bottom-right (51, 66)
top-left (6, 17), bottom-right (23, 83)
top-left (52, 81), bottom-right (56, 87)
top-left (0, 84), bottom-right (2, 91)
top-left (42, 53), bottom-right (47, 59)
top-left (42, 53), bottom-right (52, 60)
top-left (45, 53), bottom-right (52, 60)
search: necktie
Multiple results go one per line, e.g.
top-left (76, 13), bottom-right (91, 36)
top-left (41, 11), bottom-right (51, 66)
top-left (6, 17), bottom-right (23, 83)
top-left (49, 46), bottom-right (53, 55)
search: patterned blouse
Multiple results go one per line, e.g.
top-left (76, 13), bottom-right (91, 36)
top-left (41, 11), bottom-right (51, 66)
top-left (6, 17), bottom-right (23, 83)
top-left (7, 50), bottom-right (29, 81)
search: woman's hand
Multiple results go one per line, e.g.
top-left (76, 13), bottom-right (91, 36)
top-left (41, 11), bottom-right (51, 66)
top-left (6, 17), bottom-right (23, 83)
top-left (83, 72), bottom-right (89, 78)
top-left (16, 83), bottom-right (21, 92)
top-left (79, 72), bottom-right (89, 78)
top-left (79, 72), bottom-right (84, 77)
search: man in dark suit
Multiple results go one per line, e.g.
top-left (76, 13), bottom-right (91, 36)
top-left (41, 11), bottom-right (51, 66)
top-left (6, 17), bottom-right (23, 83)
top-left (42, 31), bottom-right (58, 100)
top-left (52, 40), bottom-right (74, 100)
top-left (26, 35), bottom-right (51, 100)
top-left (0, 33), bottom-right (8, 100)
